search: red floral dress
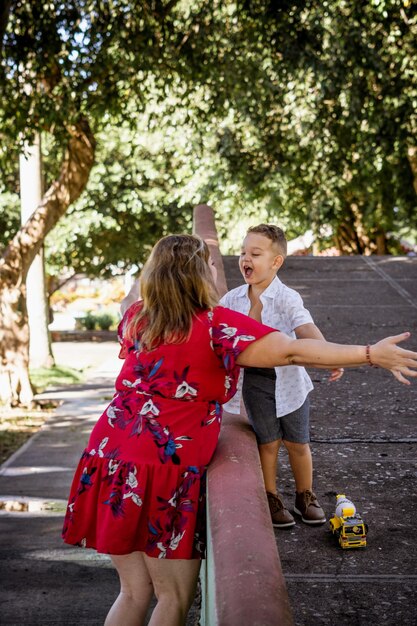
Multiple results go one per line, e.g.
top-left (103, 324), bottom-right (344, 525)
top-left (62, 304), bottom-right (274, 559)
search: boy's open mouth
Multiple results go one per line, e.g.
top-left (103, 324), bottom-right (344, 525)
top-left (243, 265), bottom-right (253, 278)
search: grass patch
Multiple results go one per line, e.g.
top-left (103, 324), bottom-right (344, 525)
top-left (0, 410), bottom-right (49, 465)
top-left (0, 366), bottom-right (85, 466)
top-left (30, 365), bottom-right (85, 393)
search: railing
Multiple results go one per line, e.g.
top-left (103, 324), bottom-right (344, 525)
top-left (193, 204), bottom-right (294, 626)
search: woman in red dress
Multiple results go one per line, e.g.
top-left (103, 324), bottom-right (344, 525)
top-left (62, 234), bottom-right (417, 626)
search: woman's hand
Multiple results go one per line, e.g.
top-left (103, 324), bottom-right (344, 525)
top-left (370, 332), bottom-right (417, 385)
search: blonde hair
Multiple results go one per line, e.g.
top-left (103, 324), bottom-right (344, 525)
top-left (247, 224), bottom-right (287, 257)
top-left (126, 234), bottom-right (219, 349)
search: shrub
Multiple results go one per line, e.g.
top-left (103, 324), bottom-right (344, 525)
top-left (80, 312), bottom-right (96, 330)
top-left (96, 313), bottom-right (115, 331)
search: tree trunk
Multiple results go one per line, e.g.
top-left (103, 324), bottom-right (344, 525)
top-left (20, 133), bottom-right (55, 368)
top-left (0, 282), bottom-right (33, 406)
top-left (335, 203), bottom-right (384, 255)
top-left (0, 117), bottom-right (95, 406)
top-left (375, 231), bottom-right (388, 255)
top-left (407, 146), bottom-right (417, 196)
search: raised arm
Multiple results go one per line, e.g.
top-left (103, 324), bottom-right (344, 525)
top-left (120, 278), bottom-right (140, 316)
top-left (236, 331), bottom-right (417, 385)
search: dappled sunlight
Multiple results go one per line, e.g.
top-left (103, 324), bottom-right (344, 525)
top-left (0, 495), bottom-right (67, 515)
top-left (1, 466), bottom-right (70, 476)
top-left (376, 256), bottom-right (417, 266)
top-left (25, 546), bottom-right (113, 567)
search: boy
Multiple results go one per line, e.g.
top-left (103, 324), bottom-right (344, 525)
top-left (220, 224), bottom-right (343, 528)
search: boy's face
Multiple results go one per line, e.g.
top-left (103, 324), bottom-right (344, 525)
top-left (239, 232), bottom-right (284, 288)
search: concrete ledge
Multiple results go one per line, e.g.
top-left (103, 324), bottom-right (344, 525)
top-left (50, 330), bottom-right (117, 342)
top-left (193, 204), bottom-right (293, 626)
top-left (204, 411), bottom-right (293, 626)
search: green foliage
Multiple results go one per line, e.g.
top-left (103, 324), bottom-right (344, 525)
top-left (208, 0), bottom-right (417, 251)
top-left (78, 311), bottom-right (116, 330)
top-left (1, 0), bottom-right (416, 261)
top-left (0, 192), bottom-right (20, 254)
top-left (80, 312), bottom-right (96, 330)
top-left (96, 312), bottom-right (115, 330)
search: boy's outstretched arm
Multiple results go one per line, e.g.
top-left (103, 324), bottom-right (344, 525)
top-left (295, 323), bottom-right (344, 381)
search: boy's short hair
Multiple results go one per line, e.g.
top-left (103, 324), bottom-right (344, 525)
top-left (247, 224), bottom-right (287, 257)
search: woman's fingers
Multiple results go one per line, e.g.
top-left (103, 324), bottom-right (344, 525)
top-left (390, 332), bottom-right (411, 344)
top-left (395, 354), bottom-right (417, 369)
top-left (391, 369), bottom-right (411, 385)
top-left (390, 365), bottom-right (417, 385)
top-left (397, 367), bottom-right (417, 377)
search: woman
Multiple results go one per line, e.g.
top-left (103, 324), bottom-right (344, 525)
top-left (62, 234), bottom-right (417, 626)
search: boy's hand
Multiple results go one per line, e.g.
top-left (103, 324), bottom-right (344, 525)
top-left (329, 367), bottom-right (344, 382)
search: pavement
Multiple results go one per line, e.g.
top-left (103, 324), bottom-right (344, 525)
top-left (1, 255), bottom-right (417, 626)
top-left (0, 342), bottom-right (121, 626)
top-left (224, 254), bottom-right (417, 626)
top-left (0, 342), bottom-right (201, 626)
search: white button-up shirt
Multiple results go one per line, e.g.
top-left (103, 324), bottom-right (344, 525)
top-left (220, 276), bottom-right (314, 417)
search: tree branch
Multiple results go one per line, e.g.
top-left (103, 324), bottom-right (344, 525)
top-left (0, 117), bottom-right (96, 284)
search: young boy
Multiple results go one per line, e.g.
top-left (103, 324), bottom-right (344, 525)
top-left (220, 224), bottom-right (344, 528)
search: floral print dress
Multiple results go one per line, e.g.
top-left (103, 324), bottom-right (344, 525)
top-left (62, 303), bottom-right (274, 559)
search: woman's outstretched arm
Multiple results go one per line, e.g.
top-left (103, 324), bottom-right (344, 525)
top-left (236, 331), bottom-right (417, 385)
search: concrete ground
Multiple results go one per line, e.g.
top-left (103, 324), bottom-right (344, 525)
top-left (0, 343), bottom-right (120, 625)
top-left (225, 254), bottom-right (417, 625)
top-left (0, 343), bottom-right (199, 625)
top-left (1, 255), bottom-right (416, 625)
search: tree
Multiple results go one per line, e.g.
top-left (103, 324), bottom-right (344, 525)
top-left (1, 1), bottom-right (416, 405)
top-left (207, 1), bottom-right (417, 253)
top-left (1, 0), bottom-right (266, 404)
top-left (20, 133), bottom-right (55, 368)
top-left (0, 1), bottom-right (207, 404)
top-left (0, 119), bottom-right (95, 405)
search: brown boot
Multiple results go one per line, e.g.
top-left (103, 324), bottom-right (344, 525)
top-left (266, 491), bottom-right (296, 528)
top-left (294, 489), bottom-right (326, 525)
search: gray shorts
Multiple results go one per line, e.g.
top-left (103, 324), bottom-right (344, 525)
top-left (242, 367), bottom-right (310, 445)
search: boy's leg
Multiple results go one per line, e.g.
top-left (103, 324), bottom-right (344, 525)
top-left (242, 368), bottom-right (295, 528)
top-left (284, 441), bottom-right (313, 492)
top-left (258, 439), bottom-right (281, 494)
top-left (281, 399), bottom-right (326, 525)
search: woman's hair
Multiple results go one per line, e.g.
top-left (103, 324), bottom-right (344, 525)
top-left (126, 234), bottom-right (219, 349)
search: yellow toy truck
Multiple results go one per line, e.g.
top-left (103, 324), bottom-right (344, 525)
top-left (329, 494), bottom-right (368, 549)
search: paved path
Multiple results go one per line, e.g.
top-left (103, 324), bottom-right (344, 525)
top-left (0, 342), bottom-right (200, 626)
top-left (1, 255), bottom-right (417, 625)
top-left (0, 343), bottom-right (121, 625)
